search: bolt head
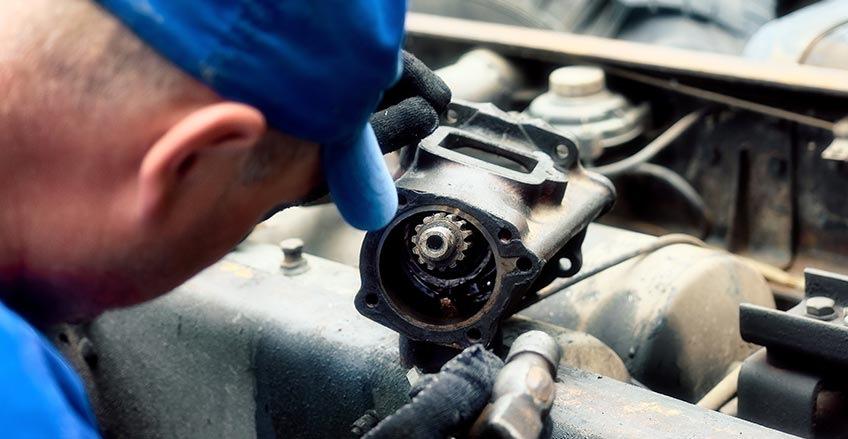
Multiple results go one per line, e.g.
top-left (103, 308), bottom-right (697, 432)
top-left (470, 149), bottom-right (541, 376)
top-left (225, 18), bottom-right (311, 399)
top-left (555, 144), bottom-right (570, 160)
top-left (279, 238), bottom-right (308, 274)
top-left (279, 238), bottom-right (304, 257)
top-left (806, 296), bottom-right (836, 318)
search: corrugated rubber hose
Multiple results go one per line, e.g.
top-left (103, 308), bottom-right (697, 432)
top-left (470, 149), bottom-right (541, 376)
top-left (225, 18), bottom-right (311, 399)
top-left (363, 345), bottom-right (504, 439)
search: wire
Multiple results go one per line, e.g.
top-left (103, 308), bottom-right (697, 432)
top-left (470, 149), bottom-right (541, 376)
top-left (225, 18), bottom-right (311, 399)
top-left (515, 234), bottom-right (805, 313)
top-left (516, 234), bottom-right (707, 311)
top-left (627, 163), bottom-right (712, 238)
top-left (591, 111), bottom-right (704, 177)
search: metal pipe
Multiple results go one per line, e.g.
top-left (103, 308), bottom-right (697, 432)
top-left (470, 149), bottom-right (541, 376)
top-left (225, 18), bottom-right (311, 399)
top-left (697, 363), bottom-right (743, 411)
top-left (471, 331), bottom-right (561, 439)
top-left (591, 111), bottom-right (704, 177)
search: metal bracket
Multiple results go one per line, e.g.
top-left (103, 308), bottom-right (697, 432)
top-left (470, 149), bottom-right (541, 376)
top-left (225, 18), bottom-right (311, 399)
top-left (738, 268), bottom-right (848, 437)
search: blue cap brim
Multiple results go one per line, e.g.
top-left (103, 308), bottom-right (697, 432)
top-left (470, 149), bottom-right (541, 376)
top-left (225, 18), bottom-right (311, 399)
top-left (323, 124), bottom-right (398, 231)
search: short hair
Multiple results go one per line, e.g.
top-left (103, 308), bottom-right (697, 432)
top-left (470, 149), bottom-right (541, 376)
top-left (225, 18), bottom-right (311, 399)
top-left (11, 0), bottom-right (306, 184)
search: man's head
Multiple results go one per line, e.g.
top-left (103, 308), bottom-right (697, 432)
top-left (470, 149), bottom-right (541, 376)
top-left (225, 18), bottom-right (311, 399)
top-left (0, 0), bottom-right (405, 323)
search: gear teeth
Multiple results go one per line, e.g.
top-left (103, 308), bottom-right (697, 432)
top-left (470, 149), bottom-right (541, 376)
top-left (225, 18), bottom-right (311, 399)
top-left (411, 211), bottom-right (475, 271)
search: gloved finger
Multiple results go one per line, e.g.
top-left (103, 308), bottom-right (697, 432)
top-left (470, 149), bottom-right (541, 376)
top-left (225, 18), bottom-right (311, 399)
top-left (371, 96), bottom-right (439, 154)
top-left (378, 51), bottom-right (451, 114)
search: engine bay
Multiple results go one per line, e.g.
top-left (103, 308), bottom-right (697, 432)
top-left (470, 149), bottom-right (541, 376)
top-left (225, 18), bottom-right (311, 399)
top-left (52, 4), bottom-right (848, 438)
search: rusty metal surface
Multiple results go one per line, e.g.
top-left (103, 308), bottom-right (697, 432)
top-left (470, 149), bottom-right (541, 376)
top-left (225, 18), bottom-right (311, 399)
top-left (54, 241), bottom-right (797, 438)
top-left (405, 13), bottom-right (848, 96)
top-left (552, 364), bottom-right (798, 439)
top-left (521, 223), bottom-right (775, 403)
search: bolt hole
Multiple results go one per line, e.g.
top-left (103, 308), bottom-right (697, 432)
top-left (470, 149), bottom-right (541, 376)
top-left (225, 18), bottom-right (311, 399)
top-left (498, 228), bottom-right (512, 243)
top-left (560, 257), bottom-right (573, 272)
top-left (365, 294), bottom-right (379, 308)
top-left (426, 235), bottom-right (444, 251)
top-left (398, 194), bottom-right (408, 206)
top-left (466, 328), bottom-right (482, 343)
top-left (516, 257), bottom-right (533, 272)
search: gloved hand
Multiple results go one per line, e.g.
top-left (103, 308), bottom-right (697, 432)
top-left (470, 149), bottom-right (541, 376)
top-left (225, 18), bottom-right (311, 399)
top-left (258, 52), bottom-right (450, 220)
top-left (371, 51), bottom-right (452, 154)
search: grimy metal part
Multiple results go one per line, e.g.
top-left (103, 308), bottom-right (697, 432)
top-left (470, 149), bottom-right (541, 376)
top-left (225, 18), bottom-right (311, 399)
top-left (405, 13), bottom-right (848, 96)
top-left (54, 243), bottom-right (796, 439)
top-left (738, 268), bottom-right (848, 438)
top-left (521, 223), bottom-right (775, 403)
top-left (355, 100), bottom-right (615, 349)
top-left (471, 330), bottom-right (561, 439)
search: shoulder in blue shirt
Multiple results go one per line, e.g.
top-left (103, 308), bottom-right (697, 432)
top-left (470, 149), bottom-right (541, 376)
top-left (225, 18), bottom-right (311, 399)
top-left (0, 299), bottom-right (99, 438)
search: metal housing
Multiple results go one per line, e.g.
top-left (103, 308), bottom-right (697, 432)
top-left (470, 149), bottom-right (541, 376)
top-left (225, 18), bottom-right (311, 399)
top-left (355, 101), bottom-right (615, 348)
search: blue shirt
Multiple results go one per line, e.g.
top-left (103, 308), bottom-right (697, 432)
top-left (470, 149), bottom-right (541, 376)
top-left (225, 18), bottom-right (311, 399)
top-left (0, 300), bottom-right (99, 438)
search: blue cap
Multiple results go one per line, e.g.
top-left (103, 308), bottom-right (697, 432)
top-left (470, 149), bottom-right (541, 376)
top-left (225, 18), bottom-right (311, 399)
top-left (96, 0), bottom-right (405, 231)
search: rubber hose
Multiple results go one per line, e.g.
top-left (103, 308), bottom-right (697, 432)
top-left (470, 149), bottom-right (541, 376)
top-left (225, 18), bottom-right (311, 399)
top-left (363, 345), bottom-right (504, 439)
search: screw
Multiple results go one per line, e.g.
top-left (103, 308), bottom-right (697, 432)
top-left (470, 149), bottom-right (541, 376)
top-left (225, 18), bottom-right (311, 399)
top-left (806, 296), bottom-right (836, 318)
top-left (555, 144), bottom-right (570, 160)
top-left (279, 238), bottom-right (309, 275)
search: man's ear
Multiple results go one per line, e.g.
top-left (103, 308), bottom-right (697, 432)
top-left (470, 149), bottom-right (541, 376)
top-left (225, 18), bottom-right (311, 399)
top-left (137, 102), bottom-right (266, 221)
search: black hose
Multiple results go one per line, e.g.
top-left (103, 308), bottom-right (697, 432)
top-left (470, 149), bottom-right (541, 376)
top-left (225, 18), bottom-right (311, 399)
top-left (363, 345), bottom-right (504, 439)
top-left (626, 162), bottom-right (712, 238)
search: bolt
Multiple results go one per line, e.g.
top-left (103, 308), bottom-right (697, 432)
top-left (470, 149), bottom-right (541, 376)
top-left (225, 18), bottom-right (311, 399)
top-left (806, 296), bottom-right (836, 318)
top-left (554, 144), bottom-right (570, 160)
top-left (279, 238), bottom-right (309, 275)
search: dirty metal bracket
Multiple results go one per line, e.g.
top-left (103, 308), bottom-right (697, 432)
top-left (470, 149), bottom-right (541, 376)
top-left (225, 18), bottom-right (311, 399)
top-left (738, 268), bottom-right (848, 437)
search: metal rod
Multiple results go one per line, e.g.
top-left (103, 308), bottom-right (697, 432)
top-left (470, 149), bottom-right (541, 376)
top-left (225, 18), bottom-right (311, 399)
top-left (406, 13), bottom-right (848, 97)
top-left (605, 68), bottom-right (835, 131)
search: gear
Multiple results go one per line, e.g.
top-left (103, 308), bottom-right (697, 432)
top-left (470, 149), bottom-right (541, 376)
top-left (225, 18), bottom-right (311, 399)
top-left (410, 212), bottom-right (473, 271)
